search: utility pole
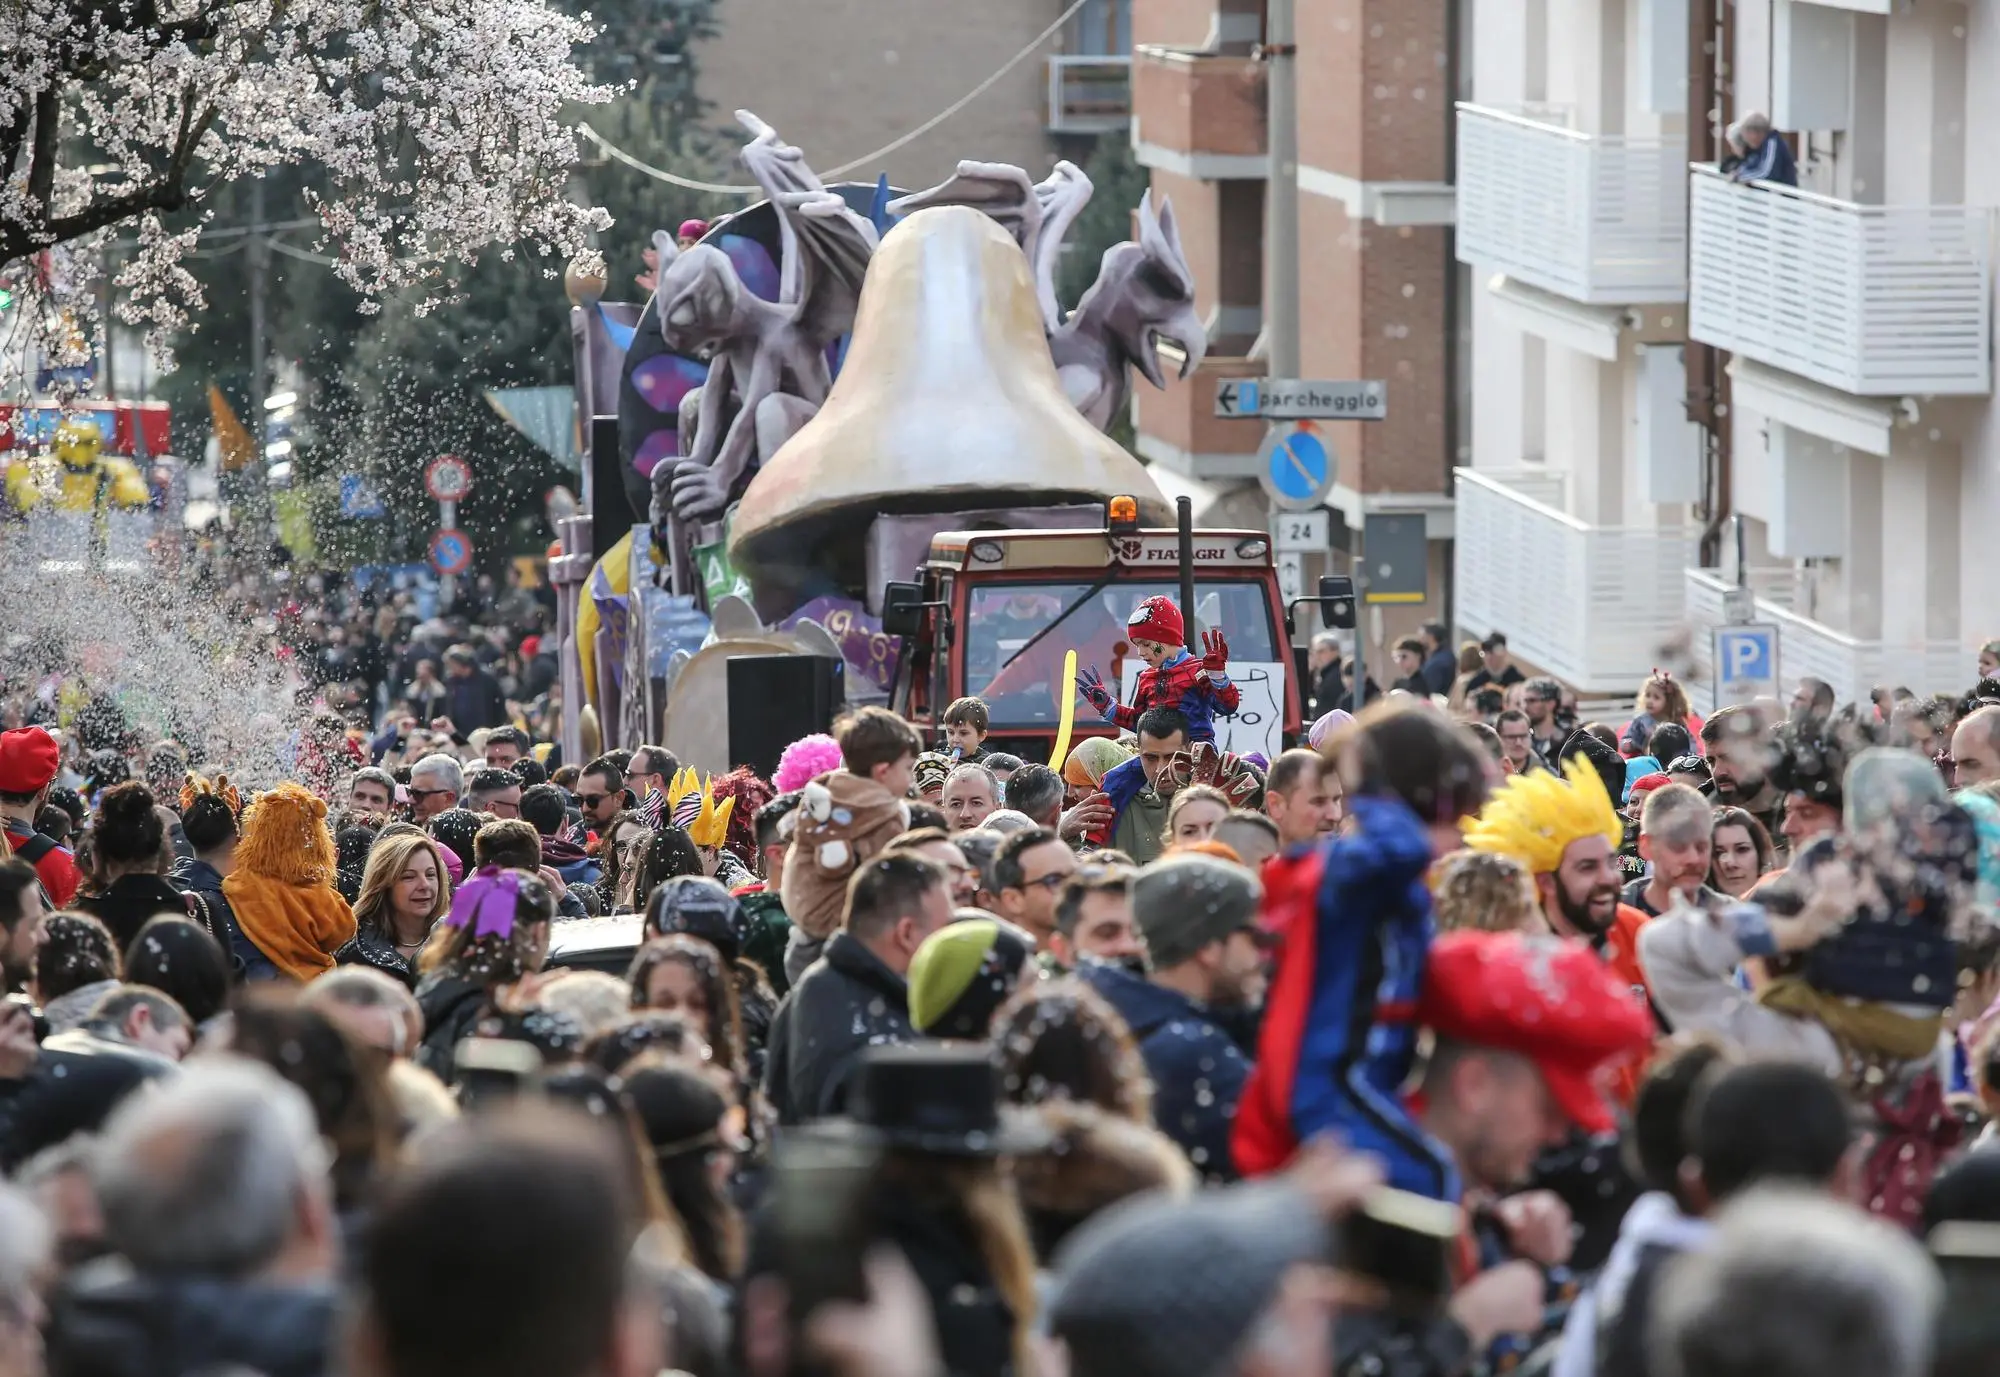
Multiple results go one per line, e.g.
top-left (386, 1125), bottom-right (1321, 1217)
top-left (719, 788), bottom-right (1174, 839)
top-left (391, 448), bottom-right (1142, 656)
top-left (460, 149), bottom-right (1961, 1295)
top-left (246, 175), bottom-right (271, 547)
top-left (1264, 0), bottom-right (1300, 380)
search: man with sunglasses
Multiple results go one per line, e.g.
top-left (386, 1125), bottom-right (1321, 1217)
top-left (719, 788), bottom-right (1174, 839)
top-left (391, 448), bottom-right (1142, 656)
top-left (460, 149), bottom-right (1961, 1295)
top-left (623, 745), bottom-right (677, 804)
top-left (406, 754), bottom-right (463, 823)
top-left (1521, 677), bottom-right (1567, 767)
top-left (575, 756), bottom-right (630, 834)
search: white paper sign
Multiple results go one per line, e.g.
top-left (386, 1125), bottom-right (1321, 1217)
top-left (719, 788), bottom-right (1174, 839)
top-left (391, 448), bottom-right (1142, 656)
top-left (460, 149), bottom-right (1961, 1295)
top-left (1120, 660), bottom-right (1285, 763)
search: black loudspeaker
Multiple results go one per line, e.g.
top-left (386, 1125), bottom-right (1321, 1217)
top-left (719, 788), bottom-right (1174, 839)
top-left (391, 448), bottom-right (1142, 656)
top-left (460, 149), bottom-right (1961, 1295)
top-left (728, 655), bottom-right (843, 780)
top-left (590, 416), bottom-right (642, 539)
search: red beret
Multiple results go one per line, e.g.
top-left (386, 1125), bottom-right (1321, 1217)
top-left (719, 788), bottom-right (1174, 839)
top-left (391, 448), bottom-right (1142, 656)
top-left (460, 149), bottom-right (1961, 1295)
top-left (0, 728), bottom-right (60, 795)
top-left (1418, 930), bottom-right (1655, 1134)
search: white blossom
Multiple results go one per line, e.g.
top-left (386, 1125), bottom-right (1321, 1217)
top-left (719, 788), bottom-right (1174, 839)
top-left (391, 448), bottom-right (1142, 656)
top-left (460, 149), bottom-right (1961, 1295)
top-left (1, 0), bottom-right (615, 360)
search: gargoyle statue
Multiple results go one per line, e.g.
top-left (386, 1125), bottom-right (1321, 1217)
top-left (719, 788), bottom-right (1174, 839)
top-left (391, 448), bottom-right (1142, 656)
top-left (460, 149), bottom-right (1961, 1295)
top-left (889, 162), bottom-right (1208, 431)
top-left (647, 111), bottom-right (878, 537)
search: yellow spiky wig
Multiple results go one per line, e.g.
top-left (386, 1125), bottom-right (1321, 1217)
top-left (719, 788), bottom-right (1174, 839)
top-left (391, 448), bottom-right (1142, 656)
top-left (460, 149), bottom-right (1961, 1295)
top-left (1461, 757), bottom-right (1622, 875)
top-left (667, 767), bottom-right (735, 849)
top-left (234, 781), bottom-right (336, 886)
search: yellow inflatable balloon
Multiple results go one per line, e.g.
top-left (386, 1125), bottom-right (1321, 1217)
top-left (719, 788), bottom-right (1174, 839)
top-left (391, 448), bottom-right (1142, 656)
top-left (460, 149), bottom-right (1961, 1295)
top-left (1048, 649), bottom-right (1079, 775)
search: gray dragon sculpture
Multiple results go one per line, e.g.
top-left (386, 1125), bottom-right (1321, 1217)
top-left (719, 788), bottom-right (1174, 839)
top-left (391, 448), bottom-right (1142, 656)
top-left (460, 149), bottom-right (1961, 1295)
top-left (888, 160), bottom-right (1209, 430)
top-left (646, 110), bottom-right (878, 546)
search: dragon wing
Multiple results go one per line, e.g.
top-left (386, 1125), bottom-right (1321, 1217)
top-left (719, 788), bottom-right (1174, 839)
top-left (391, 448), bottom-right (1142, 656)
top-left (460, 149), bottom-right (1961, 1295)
top-left (1030, 160), bottom-right (1093, 329)
top-left (888, 160), bottom-right (1044, 255)
top-left (737, 109), bottom-right (878, 348)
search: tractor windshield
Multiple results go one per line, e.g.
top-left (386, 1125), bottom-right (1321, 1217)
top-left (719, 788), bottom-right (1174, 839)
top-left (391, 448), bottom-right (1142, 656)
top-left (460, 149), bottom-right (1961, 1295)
top-left (967, 577), bottom-right (1281, 730)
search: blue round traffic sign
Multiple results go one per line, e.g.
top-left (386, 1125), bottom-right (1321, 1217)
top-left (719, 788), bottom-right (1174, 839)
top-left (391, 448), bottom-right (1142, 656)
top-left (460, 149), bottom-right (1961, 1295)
top-left (429, 527), bottom-right (473, 576)
top-left (1258, 424), bottom-right (1335, 511)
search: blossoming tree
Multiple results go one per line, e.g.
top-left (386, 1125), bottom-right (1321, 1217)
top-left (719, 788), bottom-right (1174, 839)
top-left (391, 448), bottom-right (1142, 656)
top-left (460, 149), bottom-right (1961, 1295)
top-left (0, 0), bottom-right (614, 348)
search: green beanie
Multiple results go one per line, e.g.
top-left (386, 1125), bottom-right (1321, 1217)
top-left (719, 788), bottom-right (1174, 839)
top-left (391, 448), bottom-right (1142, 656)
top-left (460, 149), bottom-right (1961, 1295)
top-left (907, 918), bottom-right (1033, 1039)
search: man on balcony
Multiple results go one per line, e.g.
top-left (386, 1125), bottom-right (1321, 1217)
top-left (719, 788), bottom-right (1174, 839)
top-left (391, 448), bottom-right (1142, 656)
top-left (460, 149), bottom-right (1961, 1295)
top-left (1726, 112), bottom-right (1797, 188)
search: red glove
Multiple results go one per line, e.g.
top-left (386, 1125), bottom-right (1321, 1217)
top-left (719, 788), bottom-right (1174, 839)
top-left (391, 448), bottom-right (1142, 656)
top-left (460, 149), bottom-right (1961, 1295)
top-left (1201, 628), bottom-right (1230, 674)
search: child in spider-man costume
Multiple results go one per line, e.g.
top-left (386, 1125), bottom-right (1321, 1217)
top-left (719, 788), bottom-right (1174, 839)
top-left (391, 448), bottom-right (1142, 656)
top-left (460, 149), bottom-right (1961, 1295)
top-left (1078, 596), bottom-right (1238, 745)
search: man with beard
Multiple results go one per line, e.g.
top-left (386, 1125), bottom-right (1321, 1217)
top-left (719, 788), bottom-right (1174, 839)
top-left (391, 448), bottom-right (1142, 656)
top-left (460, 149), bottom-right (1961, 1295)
top-left (1700, 706), bottom-right (1787, 860)
top-left (1101, 707), bottom-right (1193, 866)
top-left (1522, 678), bottom-right (1568, 766)
top-left (1622, 783), bottom-right (1727, 918)
top-left (1082, 854), bottom-right (1263, 1183)
top-left (1464, 758), bottom-right (1653, 1018)
top-left (0, 858), bottom-right (48, 992)
top-left (1048, 864), bottom-right (1143, 973)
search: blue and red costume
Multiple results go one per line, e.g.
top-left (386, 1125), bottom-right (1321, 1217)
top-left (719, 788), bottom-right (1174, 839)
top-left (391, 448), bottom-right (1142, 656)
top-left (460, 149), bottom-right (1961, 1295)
top-left (1232, 794), bottom-right (1460, 1200)
top-left (1080, 596), bottom-right (1240, 745)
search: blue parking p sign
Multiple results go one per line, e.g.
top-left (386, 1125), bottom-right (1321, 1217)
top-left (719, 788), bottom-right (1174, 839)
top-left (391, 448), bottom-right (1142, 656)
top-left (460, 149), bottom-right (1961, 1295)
top-left (1713, 624), bottom-right (1778, 707)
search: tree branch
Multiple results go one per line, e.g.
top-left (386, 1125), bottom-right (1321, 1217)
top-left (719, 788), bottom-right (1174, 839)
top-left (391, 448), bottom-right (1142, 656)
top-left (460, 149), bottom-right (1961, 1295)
top-left (0, 91), bottom-right (219, 265)
top-left (24, 86), bottom-right (59, 218)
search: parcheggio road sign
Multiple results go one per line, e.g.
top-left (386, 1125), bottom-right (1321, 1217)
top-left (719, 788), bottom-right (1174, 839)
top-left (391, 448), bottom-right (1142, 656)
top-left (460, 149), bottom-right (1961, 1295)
top-left (1217, 378), bottom-right (1388, 421)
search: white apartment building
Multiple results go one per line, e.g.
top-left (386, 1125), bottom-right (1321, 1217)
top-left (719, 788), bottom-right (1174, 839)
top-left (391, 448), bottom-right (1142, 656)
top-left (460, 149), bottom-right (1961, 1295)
top-left (1452, 0), bottom-right (1997, 710)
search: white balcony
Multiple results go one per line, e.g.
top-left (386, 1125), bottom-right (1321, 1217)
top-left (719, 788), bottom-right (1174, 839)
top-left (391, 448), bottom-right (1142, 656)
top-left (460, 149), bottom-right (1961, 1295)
top-left (1046, 55), bottom-right (1132, 135)
top-left (1454, 105), bottom-right (1688, 305)
top-left (1453, 468), bottom-right (1702, 695)
top-left (1688, 166), bottom-right (1994, 396)
top-left (1682, 567), bottom-right (1964, 713)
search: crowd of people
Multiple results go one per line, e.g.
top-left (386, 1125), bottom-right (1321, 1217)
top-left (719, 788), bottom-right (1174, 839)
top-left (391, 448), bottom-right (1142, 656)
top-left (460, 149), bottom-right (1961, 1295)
top-left (3, 574), bottom-right (2000, 1377)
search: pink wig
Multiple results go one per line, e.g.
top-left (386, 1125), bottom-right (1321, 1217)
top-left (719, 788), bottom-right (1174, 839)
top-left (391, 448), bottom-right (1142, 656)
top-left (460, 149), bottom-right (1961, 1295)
top-left (773, 733), bottom-right (843, 793)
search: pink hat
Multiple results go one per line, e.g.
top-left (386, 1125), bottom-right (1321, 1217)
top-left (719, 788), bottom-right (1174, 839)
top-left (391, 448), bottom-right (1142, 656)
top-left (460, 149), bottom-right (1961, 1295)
top-left (1307, 710), bottom-right (1355, 751)
top-left (678, 219), bottom-right (709, 241)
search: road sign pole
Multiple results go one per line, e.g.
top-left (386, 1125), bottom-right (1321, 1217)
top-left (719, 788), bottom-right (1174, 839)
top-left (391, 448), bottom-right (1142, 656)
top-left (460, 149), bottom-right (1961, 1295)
top-left (1352, 550), bottom-right (1366, 713)
top-left (439, 498), bottom-right (456, 610)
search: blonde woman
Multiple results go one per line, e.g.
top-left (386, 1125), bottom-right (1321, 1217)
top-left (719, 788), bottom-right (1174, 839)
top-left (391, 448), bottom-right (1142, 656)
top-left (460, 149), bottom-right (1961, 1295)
top-left (1431, 849), bottom-right (1545, 934)
top-left (337, 830), bottom-right (453, 988)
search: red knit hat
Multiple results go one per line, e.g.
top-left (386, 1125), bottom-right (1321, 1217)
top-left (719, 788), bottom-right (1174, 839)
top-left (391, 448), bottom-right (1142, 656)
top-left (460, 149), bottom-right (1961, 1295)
top-left (0, 728), bottom-right (60, 795)
top-left (1127, 596), bottom-right (1184, 648)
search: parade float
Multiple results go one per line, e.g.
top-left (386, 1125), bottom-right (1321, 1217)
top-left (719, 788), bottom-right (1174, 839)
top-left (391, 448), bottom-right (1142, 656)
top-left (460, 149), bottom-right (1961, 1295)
top-left (557, 112), bottom-right (1299, 769)
top-left (1, 403), bottom-right (178, 571)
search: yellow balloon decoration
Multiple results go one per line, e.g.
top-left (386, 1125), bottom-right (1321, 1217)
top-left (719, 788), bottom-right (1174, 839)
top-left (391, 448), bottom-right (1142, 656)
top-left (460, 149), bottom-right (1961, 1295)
top-left (1049, 650), bottom-right (1080, 776)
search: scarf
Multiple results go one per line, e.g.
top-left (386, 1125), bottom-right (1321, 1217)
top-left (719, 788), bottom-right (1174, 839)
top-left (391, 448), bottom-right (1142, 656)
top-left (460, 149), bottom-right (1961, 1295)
top-left (222, 871), bottom-right (357, 982)
top-left (1757, 976), bottom-right (1943, 1062)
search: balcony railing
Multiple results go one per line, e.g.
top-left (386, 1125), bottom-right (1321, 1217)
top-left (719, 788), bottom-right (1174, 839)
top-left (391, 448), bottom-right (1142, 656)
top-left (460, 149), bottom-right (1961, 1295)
top-left (1046, 55), bottom-right (1132, 135)
top-left (1132, 47), bottom-right (1266, 163)
top-left (1688, 166), bottom-right (1994, 395)
top-left (1453, 468), bottom-right (1701, 694)
top-left (1454, 105), bottom-right (1687, 305)
top-left (1682, 567), bottom-right (1965, 713)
